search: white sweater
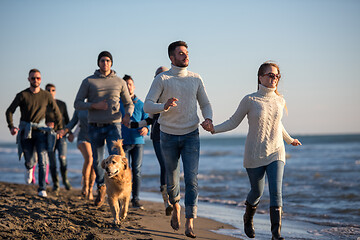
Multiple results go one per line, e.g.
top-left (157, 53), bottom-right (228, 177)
top-left (143, 65), bottom-right (213, 135)
top-left (213, 84), bottom-right (294, 168)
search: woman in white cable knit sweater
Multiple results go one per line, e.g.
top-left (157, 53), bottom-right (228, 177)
top-left (204, 62), bottom-right (301, 240)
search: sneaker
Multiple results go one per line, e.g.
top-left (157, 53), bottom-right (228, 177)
top-left (25, 168), bottom-right (33, 184)
top-left (132, 200), bottom-right (144, 209)
top-left (38, 190), bottom-right (47, 197)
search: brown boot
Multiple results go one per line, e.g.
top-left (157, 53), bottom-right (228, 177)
top-left (94, 185), bottom-right (106, 207)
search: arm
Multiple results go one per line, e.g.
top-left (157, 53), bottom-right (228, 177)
top-left (213, 97), bottom-right (249, 134)
top-left (49, 97), bottom-right (63, 130)
top-left (281, 123), bottom-right (295, 145)
top-left (143, 77), bottom-right (167, 114)
top-left (197, 77), bottom-right (213, 121)
top-left (74, 79), bottom-right (93, 110)
top-left (138, 107), bottom-right (150, 136)
top-left (281, 123), bottom-right (301, 146)
top-left (5, 94), bottom-right (21, 135)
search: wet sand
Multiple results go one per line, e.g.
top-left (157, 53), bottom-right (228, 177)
top-left (0, 181), bottom-right (241, 239)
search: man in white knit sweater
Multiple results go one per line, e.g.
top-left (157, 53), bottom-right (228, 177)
top-left (144, 41), bottom-right (213, 238)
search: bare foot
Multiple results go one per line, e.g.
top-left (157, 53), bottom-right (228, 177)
top-left (185, 218), bottom-right (196, 238)
top-left (170, 202), bottom-right (181, 231)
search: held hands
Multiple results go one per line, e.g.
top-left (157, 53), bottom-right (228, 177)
top-left (201, 118), bottom-right (214, 133)
top-left (164, 97), bottom-right (178, 111)
top-left (291, 139), bottom-right (302, 146)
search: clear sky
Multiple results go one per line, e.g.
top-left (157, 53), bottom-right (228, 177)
top-left (1, 0), bottom-right (359, 142)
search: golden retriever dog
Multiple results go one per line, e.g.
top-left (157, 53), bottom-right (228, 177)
top-left (101, 140), bottom-right (132, 225)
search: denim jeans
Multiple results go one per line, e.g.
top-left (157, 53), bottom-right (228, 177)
top-left (160, 129), bottom-right (200, 219)
top-left (89, 123), bottom-right (122, 187)
top-left (246, 160), bottom-right (285, 207)
top-left (152, 140), bottom-right (166, 187)
top-left (48, 137), bottom-right (67, 174)
top-left (123, 144), bottom-right (144, 202)
top-left (21, 130), bottom-right (48, 192)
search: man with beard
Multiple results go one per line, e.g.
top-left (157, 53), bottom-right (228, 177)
top-left (74, 51), bottom-right (134, 207)
top-left (143, 41), bottom-right (213, 238)
top-left (6, 69), bottom-right (63, 197)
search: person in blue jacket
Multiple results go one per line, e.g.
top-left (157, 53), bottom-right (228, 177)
top-left (121, 74), bottom-right (150, 209)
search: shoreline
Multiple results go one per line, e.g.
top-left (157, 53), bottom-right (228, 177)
top-left (0, 181), bottom-right (241, 240)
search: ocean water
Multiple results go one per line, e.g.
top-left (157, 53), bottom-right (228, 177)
top-left (0, 134), bottom-right (359, 239)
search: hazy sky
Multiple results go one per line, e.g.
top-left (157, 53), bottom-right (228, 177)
top-left (1, 0), bottom-right (359, 142)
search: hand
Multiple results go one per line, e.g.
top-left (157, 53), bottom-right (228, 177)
top-left (138, 127), bottom-right (149, 136)
top-left (46, 122), bottom-right (55, 128)
top-left (10, 127), bottom-right (19, 136)
top-left (67, 133), bottom-right (74, 142)
top-left (57, 129), bottom-right (67, 138)
top-left (164, 97), bottom-right (178, 111)
top-left (122, 114), bottom-right (131, 128)
top-left (201, 118), bottom-right (214, 132)
top-left (91, 99), bottom-right (108, 110)
top-left (291, 139), bottom-right (302, 146)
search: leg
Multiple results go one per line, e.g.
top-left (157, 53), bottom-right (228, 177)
top-left (89, 125), bottom-right (106, 206)
top-left (21, 138), bottom-right (37, 184)
top-left (120, 194), bottom-right (130, 220)
top-left (105, 123), bottom-right (122, 155)
top-left (244, 165), bottom-right (266, 238)
top-left (130, 144), bottom-right (144, 204)
top-left (160, 131), bottom-right (181, 231)
top-left (108, 196), bottom-right (120, 225)
top-left (78, 141), bottom-right (94, 199)
top-left (33, 131), bottom-right (49, 193)
top-left (153, 140), bottom-right (173, 215)
top-left (58, 137), bottom-right (71, 190)
top-left (48, 140), bottom-right (59, 191)
top-left (181, 129), bottom-right (200, 238)
top-left (266, 161), bottom-right (285, 240)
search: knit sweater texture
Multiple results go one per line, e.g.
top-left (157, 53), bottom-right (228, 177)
top-left (74, 70), bottom-right (134, 124)
top-left (143, 65), bottom-right (213, 135)
top-left (214, 84), bottom-right (294, 168)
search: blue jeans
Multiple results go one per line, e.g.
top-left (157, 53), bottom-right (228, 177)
top-left (48, 137), bottom-right (67, 174)
top-left (160, 129), bottom-right (200, 219)
top-left (152, 140), bottom-right (166, 187)
top-left (89, 123), bottom-right (122, 187)
top-left (246, 160), bottom-right (284, 207)
top-left (123, 144), bottom-right (144, 202)
top-left (21, 130), bottom-right (48, 192)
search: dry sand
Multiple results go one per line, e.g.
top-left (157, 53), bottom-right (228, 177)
top-left (0, 182), bottom-right (241, 240)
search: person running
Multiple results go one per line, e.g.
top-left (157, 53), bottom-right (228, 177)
top-left (45, 83), bottom-right (72, 192)
top-left (121, 74), bottom-right (150, 209)
top-left (62, 109), bottom-right (96, 200)
top-left (203, 62), bottom-right (301, 240)
top-left (74, 51), bottom-right (134, 206)
top-left (5, 68), bottom-right (63, 197)
top-left (144, 41), bottom-right (213, 238)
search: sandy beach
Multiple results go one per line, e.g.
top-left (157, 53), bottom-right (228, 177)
top-left (0, 181), bottom-right (241, 240)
